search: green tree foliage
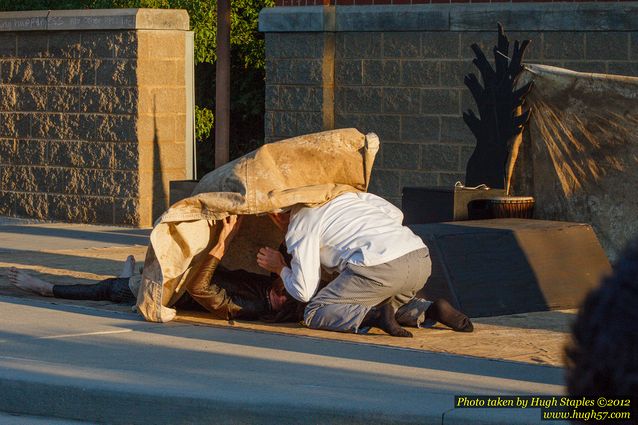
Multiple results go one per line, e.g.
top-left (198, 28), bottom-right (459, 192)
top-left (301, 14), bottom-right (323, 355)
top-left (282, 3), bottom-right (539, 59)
top-left (0, 0), bottom-right (273, 176)
top-left (195, 104), bottom-right (214, 143)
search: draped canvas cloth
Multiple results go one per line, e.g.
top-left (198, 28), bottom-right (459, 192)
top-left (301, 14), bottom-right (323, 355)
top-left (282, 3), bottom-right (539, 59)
top-left (136, 128), bottom-right (379, 322)
top-left (513, 64), bottom-right (638, 261)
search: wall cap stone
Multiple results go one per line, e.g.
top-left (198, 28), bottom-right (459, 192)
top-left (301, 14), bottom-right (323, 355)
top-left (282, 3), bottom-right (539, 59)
top-left (259, 6), bottom-right (332, 32)
top-left (0, 10), bottom-right (48, 32)
top-left (0, 8), bottom-right (189, 32)
top-left (260, 3), bottom-right (638, 32)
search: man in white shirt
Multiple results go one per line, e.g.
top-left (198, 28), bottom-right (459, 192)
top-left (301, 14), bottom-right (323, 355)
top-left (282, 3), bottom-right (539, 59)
top-left (257, 192), bottom-right (473, 337)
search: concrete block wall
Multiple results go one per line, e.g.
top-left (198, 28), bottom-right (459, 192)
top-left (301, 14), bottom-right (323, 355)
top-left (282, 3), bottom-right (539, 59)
top-left (260, 3), bottom-right (638, 206)
top-left (0, 9), bottom-right (194, 227)
top-left (264, 33), bottom-right (327, 143)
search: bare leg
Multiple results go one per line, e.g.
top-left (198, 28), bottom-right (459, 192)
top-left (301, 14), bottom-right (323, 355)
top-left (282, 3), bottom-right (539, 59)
top-left (118, 255), bottom-right (136, 278)
top-left (8, 267), bottom-right (54, 297)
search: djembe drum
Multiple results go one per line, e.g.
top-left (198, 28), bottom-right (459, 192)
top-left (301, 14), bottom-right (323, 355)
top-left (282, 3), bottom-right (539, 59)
top-left (468, 196), bottom-right (535, 220)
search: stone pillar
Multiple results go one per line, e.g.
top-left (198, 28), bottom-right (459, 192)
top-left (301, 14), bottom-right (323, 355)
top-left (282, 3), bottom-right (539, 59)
top-left (0, 9), bottom-right (194, 227)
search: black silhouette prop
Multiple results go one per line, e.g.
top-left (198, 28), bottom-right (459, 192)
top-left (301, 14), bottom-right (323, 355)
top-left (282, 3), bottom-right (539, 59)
top-left (463, 24), bottom-right (533, 189)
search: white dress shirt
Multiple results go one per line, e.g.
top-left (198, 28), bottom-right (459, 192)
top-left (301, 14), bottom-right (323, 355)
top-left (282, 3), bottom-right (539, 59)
top-left (280, 192), bottom-right (427, 302)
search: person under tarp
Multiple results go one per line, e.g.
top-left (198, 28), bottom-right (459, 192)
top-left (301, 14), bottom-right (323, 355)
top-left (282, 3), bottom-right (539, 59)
top-left (136, 128), bottom-right (381, 323)
top-left (8, 215), bottom-right (303, 322)
top-left (134, 128), bottom-right (472, 336)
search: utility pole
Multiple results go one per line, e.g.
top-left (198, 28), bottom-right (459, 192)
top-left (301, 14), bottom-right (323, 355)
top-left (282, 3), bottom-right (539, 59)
top-left (215, 0), bottom-right (231, 168)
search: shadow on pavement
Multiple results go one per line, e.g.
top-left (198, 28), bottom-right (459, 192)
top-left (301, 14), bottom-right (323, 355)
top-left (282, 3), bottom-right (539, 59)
top-left (0, 225), bottom-right (150, 247)
top-left (0, 250), bottom-right (136, 277)
top-left (474, 310), bottom-right (577, 333)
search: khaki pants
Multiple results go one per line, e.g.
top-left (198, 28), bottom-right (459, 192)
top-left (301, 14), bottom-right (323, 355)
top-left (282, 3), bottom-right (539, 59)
top-left (303, 248), bottom-right (432, 333)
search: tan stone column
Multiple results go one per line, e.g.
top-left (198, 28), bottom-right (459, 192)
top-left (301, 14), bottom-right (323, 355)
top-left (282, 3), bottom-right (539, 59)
top-left (136, 22), bottom-right (194, 226)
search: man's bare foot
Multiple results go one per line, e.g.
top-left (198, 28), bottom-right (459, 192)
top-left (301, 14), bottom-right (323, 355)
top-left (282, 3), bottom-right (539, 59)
top-left (118, 255), bottom-right (136, 278)
top-left (426, 299), bottom-right (474, 332)
top-left (8, 267), bottom-right (54, 297)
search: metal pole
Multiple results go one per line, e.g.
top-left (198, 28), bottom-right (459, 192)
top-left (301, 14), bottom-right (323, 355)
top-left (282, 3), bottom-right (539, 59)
top-left (215, 0), bottom-right (230, 168)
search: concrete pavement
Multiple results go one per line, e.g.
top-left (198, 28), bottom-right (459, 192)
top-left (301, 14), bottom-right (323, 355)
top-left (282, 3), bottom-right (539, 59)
top-left (0, 296), bottom-right (566, 425)
top-left (0, 218), bottom-right (575, 367)
top-left (0, 218), bottom-right (571, 424)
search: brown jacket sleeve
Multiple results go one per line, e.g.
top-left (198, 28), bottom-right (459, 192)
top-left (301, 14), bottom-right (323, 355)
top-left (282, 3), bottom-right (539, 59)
top-left (184, 255), bottom-right (241, 319)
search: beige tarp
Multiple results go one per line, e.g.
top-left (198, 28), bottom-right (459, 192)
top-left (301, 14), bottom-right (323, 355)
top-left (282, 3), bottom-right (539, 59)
top-left (513, 64), bottom-right (638, 261)
top-left (136, 128), bottom-right (379, 322)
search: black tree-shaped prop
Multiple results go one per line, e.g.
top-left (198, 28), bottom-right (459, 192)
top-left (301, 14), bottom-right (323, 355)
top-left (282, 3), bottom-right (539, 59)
top-left (463, 24), bottom-right (533, 190)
